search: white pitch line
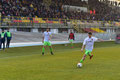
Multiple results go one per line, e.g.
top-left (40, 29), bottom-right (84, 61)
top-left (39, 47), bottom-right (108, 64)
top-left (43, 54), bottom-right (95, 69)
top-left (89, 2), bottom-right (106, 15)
top-left (9, 40), bottom-right (114, 48)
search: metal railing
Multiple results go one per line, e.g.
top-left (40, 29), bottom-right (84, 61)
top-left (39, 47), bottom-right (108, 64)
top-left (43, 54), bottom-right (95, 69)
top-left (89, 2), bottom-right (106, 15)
top-left (0, 16), bottom-right (120, 28)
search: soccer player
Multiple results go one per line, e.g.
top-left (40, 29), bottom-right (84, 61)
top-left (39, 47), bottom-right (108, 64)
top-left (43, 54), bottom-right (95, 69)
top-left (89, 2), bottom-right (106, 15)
top-left (6, 29), bottom-right (12, 48)
top-left (42, 28), bottom-right (54, 55)
top-left (68, 30), bottom-right (75, 48)
top-left (79, 32), bottom-right (103, 64)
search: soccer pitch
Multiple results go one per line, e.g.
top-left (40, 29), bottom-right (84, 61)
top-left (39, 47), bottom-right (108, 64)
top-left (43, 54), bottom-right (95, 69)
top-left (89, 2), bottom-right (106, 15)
top-left (0, 41), bottom-right (120, 80)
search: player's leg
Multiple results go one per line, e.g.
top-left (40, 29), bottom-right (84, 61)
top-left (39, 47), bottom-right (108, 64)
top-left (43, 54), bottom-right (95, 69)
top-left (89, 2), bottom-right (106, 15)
top-left (48, 42), bottom-right (54, 55)
top-left (3, 41), bottom-right (5, 50)
top-left (69, 39), bottom-right (73, 48)
top-left (42, 41), bottom-right (47, 55)
top-left (0, 41), bottom-right (1, 50)
top-left (49, 46), bottom-right (54, 55)
top-left (8, 39), bottom-right (10, 48)
top-left (88, 51), bottom-right (93, 59)
top-left (6, 39), bottom-right (9, 48)
top-left (7, 39), bottom-right (11, 48)
top-left (80, 50), bottom-right (89, 63)
top-left (42, 46), bottom-right (45, 55)
top-left (1, 41), bottom-right (3, 49)
top-left (1, 40), bottom-right (5, 50)
top-left (80, 54), bottom-right (87, 63)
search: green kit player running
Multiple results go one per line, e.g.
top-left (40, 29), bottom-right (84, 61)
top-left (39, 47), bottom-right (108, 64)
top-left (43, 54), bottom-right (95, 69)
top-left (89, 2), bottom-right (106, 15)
top-left (42, 28), bottom-right (54, 55)
top-left (80, 32), bottom-right (103, 64)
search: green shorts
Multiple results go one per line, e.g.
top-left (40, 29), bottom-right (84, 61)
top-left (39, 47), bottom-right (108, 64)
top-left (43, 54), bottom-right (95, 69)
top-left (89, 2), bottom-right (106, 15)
top-left (69, 39), bottom-right (73, 42)
top-left (85, 50), bottom-right (92, 56)
top-left (43, 41), bottom-right (51, 46)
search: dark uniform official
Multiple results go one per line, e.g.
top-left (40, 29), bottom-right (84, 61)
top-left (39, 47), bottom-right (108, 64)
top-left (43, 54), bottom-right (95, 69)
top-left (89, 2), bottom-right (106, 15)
top-left (1, 29), bottom-right (6, 50)
top-left (6, 29), bottom-right (12, 48)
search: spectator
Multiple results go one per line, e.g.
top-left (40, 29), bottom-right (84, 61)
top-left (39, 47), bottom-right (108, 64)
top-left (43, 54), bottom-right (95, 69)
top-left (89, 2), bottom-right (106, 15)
top-left (0, 0), bottom-right (119, 21)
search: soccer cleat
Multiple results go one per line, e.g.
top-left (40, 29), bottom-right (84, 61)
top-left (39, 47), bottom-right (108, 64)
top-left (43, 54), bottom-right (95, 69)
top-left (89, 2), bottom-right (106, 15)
top-left (51, 52), bottom-right (54, 55)
top-left (42, 52), bottom-right (44, 55)
top-left (90, 55), bottom-right (93, 59)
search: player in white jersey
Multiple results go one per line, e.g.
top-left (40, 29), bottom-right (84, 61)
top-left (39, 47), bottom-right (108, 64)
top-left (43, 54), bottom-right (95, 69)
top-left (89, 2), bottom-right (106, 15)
top-left (42, 28), bottom-right (53, 55)
top-left (79, 32), bottom-right (103, 63)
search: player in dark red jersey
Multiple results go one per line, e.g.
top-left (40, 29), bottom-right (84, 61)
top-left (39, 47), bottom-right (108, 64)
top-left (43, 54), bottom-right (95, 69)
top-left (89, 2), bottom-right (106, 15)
top-left (68, 30), bottom-right (75, 48)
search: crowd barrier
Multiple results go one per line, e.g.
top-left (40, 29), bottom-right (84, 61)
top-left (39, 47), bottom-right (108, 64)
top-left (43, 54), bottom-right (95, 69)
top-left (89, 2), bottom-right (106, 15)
top-left (0, 16), bottom-right (120, 27)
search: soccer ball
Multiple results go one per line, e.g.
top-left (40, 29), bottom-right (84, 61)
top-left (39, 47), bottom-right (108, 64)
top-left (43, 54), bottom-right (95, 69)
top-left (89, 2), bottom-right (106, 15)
top-left (77, 63), bottom-right (82, 68)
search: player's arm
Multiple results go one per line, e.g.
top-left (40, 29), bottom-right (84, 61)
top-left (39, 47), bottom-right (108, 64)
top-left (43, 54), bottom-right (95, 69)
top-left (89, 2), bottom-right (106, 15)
top-left (81, 45), bottom-right (85, 52)
top-left (48, 32), bottom-right (52, 40)
top-left (5, 33), bottom-right (7, 38)
top-left (49, 34), bottom-right (52, 40)
top-left (68, 34), bottom-right (70, 40)
top-left (11, 33), bottom-right (12, 38)
top-left (94, 37), bottom-right (104, 42)
top-left (81, 39), bottom-right (86, 52)
top-left (73, 33), bottom-right (75, 40)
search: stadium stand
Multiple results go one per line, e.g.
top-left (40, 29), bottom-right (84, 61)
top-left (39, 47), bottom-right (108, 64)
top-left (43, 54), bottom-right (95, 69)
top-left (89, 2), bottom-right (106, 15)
top-left (91, 28), bottom-right (105, 33)
top-left (0, 0), bottom-right (119, 34)
top-left (0, 0), bottom-right (119, 20)
top-left (83, 28), bottom-right (97, 33)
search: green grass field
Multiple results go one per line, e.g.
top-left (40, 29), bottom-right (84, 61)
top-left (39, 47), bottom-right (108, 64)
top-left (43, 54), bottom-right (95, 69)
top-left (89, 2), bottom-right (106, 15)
top-left (0, 41), bottom-right (120, 80)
